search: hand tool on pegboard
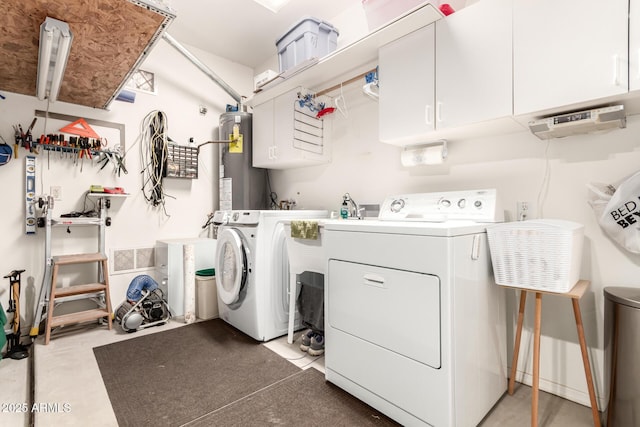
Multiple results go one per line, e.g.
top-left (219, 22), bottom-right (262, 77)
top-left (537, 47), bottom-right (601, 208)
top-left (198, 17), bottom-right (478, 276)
top-left (12, 125), bottom-right (22, 158)
top-left (24, 118), bottom-right (38, 155)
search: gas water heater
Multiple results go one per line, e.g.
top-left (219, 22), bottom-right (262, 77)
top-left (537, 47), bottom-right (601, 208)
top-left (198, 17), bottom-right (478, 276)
top-left (219, 111), bottom-right (268, 210)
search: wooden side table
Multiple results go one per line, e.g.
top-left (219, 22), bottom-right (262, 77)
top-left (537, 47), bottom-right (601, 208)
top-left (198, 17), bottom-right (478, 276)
top-left (504, 280), bottom-right (600, 427)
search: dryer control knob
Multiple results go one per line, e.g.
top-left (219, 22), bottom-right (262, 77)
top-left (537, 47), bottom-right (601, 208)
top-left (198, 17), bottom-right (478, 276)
top-left (440, 199), bottom-right (451, 208)
top-left (232, 212), bottom-right (239, 221)
top-left (390, 199), bottom-right (405, 213)
top-left (474, 200), bottom-right (483, 209)
top-left (458, 198), bottom-right (466, 209)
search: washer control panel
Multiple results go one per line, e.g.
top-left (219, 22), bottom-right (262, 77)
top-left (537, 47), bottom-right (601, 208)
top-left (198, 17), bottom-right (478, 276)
top-left (379, 189), bottom-right (502, 222)
top-left (212, 210), bottom-right (260, 225)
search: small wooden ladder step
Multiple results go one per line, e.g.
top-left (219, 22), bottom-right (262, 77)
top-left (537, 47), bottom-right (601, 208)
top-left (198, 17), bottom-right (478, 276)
top-left (48, 309), bottom-right (111, 329)
top-left (53, 252), bottom-right (107, 265)
top-left (45, 252), bottom-right (113, 344)
top-left (54, 283), bottom-right (107, 298)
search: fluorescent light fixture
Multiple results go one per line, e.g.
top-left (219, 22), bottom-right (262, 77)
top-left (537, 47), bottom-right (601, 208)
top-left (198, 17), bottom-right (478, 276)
top-left (252, 0), bottom-right (292, 13)
top-left (37, 17), bottom-right (73, 102)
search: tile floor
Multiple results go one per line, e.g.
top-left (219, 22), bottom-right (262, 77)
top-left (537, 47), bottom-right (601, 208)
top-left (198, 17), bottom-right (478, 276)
top-left (0, 319), bottom-right (598, 426)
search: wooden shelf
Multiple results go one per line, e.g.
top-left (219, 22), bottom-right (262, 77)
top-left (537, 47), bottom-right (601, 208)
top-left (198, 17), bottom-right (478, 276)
top-left (1, 0), bottom-right (174, 109)
top-left (247, 3), bottom-right (443, 107)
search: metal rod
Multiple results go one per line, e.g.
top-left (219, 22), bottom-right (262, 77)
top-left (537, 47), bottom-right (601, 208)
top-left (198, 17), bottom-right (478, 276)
top-left (162, 33), bottom-right (243, 106)
top-left (196, 140), bottom-right (233, 153)
top-left (315, 68), bottom-right (377, 97)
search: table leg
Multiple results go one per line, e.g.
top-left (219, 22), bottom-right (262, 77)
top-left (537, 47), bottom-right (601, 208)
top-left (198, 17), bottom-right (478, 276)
top-left (532, 292), bottom-right (542, 427)
top-left (509, 290), bottom-right (527, 395)
top-left (571, 297), bottom-right (601, 427)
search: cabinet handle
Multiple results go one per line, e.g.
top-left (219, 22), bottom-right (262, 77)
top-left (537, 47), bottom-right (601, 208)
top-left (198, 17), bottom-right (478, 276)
top-left (436, 101), bottom-right (443, 123)
top-left (363, 273), bottom-right (385, 288)
top-left (471, 234), bottom-right (481, 260)
top-left (613, 54), bottom-right (620, 86)
top-left (637, 49), bottom-right (640, 79)
top-left (272, 146), bottom-right (277, 159)
top-left (425, 104), bottom-right (432, 125)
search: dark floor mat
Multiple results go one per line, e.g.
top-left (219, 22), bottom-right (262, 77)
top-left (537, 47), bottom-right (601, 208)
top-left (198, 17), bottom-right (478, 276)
top-left (186, 368), bottom-right (400, 427)
top-left (93, 319), bottom-right (300, 427)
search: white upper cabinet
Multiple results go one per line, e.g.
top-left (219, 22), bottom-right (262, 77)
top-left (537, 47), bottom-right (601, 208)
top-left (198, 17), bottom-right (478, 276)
top-left (435, 0), bottom-right (513, 129)
top-left (379, 24), bottom-right (436, 144)
top-left (513, 0), bottom-right (629, 116)
top-left (253, 87), bottom-right (331, 169)
top-left (631, 0), bottom-right (640, 91)
top-left (253, 99), bottom-right (275, 168)
top-left (378, 0), bottom-right (513, 145)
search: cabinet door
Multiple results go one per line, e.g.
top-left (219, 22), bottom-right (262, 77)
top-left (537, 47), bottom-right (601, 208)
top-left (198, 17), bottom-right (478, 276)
top-left (379, 24), bottom-right (436, 145)
top-left (514, 0), bottom-right (628, 115)
top-left (631, 0), bottom-right (640, 91)
top-left (273, 89), bottom-right (297, 163)
top-left (435, 0), bottom-right (513, 129)
top-left (252, 99), bottom-right (275, 168)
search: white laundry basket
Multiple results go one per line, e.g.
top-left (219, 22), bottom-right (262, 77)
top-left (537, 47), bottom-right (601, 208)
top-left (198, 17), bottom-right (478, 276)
top-left (486, 219), bottom-right (584, 293)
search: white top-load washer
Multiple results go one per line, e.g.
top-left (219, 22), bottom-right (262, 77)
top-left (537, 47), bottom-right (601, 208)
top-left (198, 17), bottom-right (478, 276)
top-left (214, 209), bottom-right (327, 341)
top-left (324, 189), bottom-right (507, 427)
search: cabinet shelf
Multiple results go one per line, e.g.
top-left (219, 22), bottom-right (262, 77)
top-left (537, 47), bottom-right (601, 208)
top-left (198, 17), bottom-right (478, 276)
top-left (247, 3), bottom-right (443, 107)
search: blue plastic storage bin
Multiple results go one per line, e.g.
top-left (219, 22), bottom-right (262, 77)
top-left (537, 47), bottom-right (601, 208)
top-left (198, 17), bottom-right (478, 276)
top-left (276, 17), bottom-right (339, 73)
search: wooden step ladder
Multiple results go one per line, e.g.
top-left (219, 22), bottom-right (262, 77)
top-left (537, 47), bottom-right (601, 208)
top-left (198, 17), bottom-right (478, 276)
top-left (45, 252), bottom-right (113, 344)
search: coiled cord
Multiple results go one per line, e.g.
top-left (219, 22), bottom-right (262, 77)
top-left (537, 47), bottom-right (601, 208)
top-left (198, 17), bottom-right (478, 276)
top-left (140, 110), bottom-right (170, 215)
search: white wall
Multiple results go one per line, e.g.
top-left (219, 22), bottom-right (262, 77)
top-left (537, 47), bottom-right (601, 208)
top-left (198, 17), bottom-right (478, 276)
top-left (269, 80), bottom-right (640, 407)
top-left (0, 41), bottom-right (253, 330)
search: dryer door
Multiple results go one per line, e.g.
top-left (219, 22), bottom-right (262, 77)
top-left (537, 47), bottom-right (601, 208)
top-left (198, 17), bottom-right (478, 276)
top-left (215, 228), bottom-right (248, 305)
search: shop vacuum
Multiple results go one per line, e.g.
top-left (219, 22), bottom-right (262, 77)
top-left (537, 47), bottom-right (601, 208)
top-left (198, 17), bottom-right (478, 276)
top-left (115, 275), bottom-right (171, 333)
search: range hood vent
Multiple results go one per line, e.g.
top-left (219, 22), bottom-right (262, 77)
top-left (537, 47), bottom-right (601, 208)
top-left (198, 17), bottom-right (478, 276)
top-left (528, 105), bottom-right (626, 140)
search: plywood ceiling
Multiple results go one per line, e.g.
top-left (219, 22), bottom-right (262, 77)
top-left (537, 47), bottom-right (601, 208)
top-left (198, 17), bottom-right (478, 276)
top-left (0, 0), bottom-right (174, 109)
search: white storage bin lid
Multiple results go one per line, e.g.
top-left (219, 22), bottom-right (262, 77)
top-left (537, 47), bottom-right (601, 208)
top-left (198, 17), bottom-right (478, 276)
top-left (276, 16), bottom-right (339, 45)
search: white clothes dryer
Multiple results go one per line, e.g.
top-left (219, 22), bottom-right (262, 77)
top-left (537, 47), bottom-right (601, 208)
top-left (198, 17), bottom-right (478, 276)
top-left (324, 189), bottom-right (507, 427)
top-left (214, 209), bottom-right (328, 341)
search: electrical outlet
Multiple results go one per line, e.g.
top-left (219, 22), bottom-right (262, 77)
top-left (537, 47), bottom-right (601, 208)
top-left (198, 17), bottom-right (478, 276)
top-left (516, 201), bottom-right (529, 221)
top-left (51, 186), bottom-right (62, 201)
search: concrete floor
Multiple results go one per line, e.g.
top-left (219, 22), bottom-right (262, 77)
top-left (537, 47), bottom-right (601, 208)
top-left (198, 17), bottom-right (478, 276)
top-left (0, 319), bottom-right (599, 426)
